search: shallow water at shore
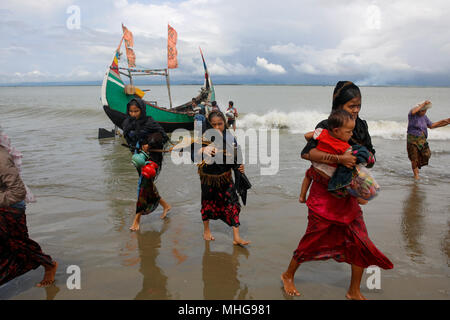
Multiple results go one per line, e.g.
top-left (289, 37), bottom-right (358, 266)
top-left (0, 85), bottom-right (449, 299)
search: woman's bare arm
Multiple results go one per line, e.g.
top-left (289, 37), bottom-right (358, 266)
top-left (429, 118), bottom-right (450, 129)
top-left (411, 100), bottom-right (431, 115)
top-left (302, 148), bottom-right (356, 169)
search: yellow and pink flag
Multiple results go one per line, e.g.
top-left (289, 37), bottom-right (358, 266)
top-left (122, 24), bottom-right (136, 67)
top-left (167, 24), bottom-right (178, 69)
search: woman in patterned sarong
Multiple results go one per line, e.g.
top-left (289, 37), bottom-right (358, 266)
top-left (193, 111), bottom-right (249, 246)
top-left (406, 100), bottom-right (449, 179)
top-left (0, 130), bottom-right (57, 287)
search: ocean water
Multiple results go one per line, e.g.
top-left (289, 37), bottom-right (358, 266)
top-left (0, 85), bottom-right (449, 300)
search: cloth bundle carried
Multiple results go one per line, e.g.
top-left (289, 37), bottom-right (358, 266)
top-left (346, 165), bottom-right (380, 201)
top-left (328, 144), bottom-right (378, 200)
top-left (233, 167), bottom-right (251, 206)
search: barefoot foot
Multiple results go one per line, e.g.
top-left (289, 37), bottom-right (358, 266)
top-left (233, 238), bottom-right (251, 246)
top-left (160, 204), bottom-right (172, 219)
top-left (203, 232), bottom-right (215, 241)
top-left (345, 291), bottom-right (367, 300)
top-left (129, 222), bottom-right (140, 231)
top-left (281, 272), bottom-right (301, 296)
top-left (36, 261), bottom-right (58, 287)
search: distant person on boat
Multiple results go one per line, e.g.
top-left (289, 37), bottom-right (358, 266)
top-left (281, 81), bottom-right (393, 300)
top-left (192, 111), bottom-right (250, 246)
top-left (407, 100), bottom-right (450, 179)
top-left (0, 129), bottom-right (57, 287)
top-left (225, 101), bottom-right (238, 130)
top-left (122, 98), bottom-right (171, 231)
top-left (211, 101), bottom-right (220, 112)
top-left (192, 98), bottom-right (206, 135)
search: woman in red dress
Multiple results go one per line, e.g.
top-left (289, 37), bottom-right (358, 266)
top-left (281, 81), bottom-right (393, 300)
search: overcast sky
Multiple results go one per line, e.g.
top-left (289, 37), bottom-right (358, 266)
top-left (1, 0), bottom-right (450, 85)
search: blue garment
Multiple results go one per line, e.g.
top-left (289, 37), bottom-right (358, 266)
top-left (198, 104), bottom-right (206, 115)
top-left (10, 200), bottom-right (26, 210)
top-left (328, 145), bottom-right (371, 192)
top-left (194, 114), bottom-right (206, 122)
top-left (194, 114), bottom-right (206, 135)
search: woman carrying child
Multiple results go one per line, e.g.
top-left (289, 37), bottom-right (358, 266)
top-left (299, 109), bottom-right (372, 205)
top-left (122, 98), bottom-right (172, 231)
top-left (192, 111), bottom-right (249, 246)
top-left (281, 81), bottom-right (393, 300)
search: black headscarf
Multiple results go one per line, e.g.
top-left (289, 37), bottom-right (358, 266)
top-left (332, 81), bottom-right (361, 111)
top-left (301, 81), bottom-right (375, 156)
top-left (121, 98), bottom-right (169, 151)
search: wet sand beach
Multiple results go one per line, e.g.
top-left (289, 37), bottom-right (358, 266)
top-left (1, 140), bottom-right (449, 300)
top-left (0, 85), bottom-right (449, 300)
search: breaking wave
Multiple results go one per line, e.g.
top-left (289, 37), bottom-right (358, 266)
top-left (237, 111), bottom-right (450, 140)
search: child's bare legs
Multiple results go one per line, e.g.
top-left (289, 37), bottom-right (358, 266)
top-left (346, 264), bottom-right (367, 300)
top-left (203, 220), bottom-right (215, 241)
top-left (232, 226), bottom-right (250, 246)
top-left (159, 197), bottom-right (171, 219)
top-left (281, 257), bottom-right (301, 296)
top-left (36, 261), bottom-right (58, 287)
top-left (130, 212), bottom-right (142, 231)
top-left (299, 175), bottom-right (311, 203)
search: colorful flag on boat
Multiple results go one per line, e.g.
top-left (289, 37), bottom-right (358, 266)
top-left (122, 24), bottom-right (136, 67)
top-left (122, 24), bottom-right (134, 47)
top-left (199, 47), bottom-right (215, 101)
top-left (168, 24), bottom-right (178, 69)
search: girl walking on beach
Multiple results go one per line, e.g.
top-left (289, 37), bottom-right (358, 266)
top-left (122, 98), bottom-right (172, 231)
top-left (281, 81), bottom-right (393, 300)
top-left (0, 129), bottom-right (57, 287)
top-left (193, 111), bottom-right (249, 246)
top-left (406, 100), bottom-right (450, 179)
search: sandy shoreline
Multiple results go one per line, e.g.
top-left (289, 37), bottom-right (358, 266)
top-left (1, 180), bottom-right (448, 300)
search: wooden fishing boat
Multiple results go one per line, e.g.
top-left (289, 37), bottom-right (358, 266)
top-left (101, 25), bottom-right (215, 133)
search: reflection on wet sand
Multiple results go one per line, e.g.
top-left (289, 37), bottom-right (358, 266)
top-left (0, 278), bottom-right (61, 300)
top-left (44, 285), bottom-right (60, 300)
top-left (401, 183), bottom-right (426, 263)
top-left (100, 139), bottom-right (137, 233)
top-left (202, 242), bottom-right (249, 299)
top-left (442, 222), bottom-right (450, 267)
top-left (102, 138), bottom-right (172, 299)
top-left (134, 220), bottom-right (171, 300)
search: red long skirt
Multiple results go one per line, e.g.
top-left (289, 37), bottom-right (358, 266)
top-left (293, 213), bottom-right (393, 269)
top-left (293, 167), bottom-right (393, 269)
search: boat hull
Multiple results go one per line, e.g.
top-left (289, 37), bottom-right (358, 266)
top-left (103, 104), bottom-right (194, 131)
top-left (101, 57), bottom-right (210, 133)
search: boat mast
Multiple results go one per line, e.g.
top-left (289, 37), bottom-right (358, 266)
top-left (167, 23), bottom-right (178, 109)
top-left (166, 69), bottom-right (173, 109)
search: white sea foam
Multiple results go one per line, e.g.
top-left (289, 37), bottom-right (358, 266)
top-left (237, 111), bottom-right (450, 140)
top-left (237, 110), bottom-right (329, 133)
